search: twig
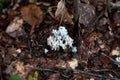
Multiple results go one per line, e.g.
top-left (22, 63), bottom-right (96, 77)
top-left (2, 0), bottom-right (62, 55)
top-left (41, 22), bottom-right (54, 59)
top-left (35, 68), bottom-right (58, 73)
top-left (34, 66), bottom-right (120, 79)
top-left (73, 69), bottom-right (120, 80)
top-left (55, 67), bottom-right (120, 79)
top-left (73, 0), bottom-right (79, 22)
top-left (93, 69), bottom-right (113, 72)
top-left (101, 52), bottom-right (120, 65)
top-left (92, 69), bottom-right (120, 77)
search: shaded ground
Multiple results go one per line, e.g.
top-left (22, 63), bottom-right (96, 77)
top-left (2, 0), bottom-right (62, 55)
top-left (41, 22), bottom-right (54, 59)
top-left (0, 0), bottom-right (120, 80)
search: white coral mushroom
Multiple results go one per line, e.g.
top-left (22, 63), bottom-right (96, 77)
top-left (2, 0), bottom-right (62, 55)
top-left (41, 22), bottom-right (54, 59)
top-left (47, 26), bottom-right (73, 51)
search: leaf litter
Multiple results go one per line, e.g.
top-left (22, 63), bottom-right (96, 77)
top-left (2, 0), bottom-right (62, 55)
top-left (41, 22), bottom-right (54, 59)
top-left (0, 0), bottom-right (120, 80)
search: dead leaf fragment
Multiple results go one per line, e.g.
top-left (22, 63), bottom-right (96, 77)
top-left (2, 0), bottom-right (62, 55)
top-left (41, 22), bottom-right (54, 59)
top-left (56, 60), bottom-right (67, 68)
top-left (4, 61), bottom-right (34, 79)
top-left (7, 9), bottom-right (18, 21)
top-left (67, 58), bottom-right (78, 69)
top-left (21, 4), bottom-right (43, 34)
top-left (110, 46), bottom-right (120, 56)
top-left (55, 0), bottom-right (73, 24)
top-left (79, 3), bottom-right (95, 26)
top-left (6, 17), bottom-right (24, 37)
top-left (14, 61), bottom-right (34, 79)
top-left (99, 55), bottom-right (110, 65)
top-left (114, 10), bottom-right (120, 26)
top-left (6, 17), bottom-right (23, 33)
top-left (29, 0), bottom-right (36, 3)
top-left (56, 58), bottom-right (78, 69)
top-left (15, 61), bottom-right (25, 75)
top-left (47, 73), bottom-right (60, 80)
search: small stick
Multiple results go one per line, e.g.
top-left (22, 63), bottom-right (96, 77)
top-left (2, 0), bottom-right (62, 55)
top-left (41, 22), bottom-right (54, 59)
top-left (38, 66), bottom-right (120, 79)
top-left (73, 0), bottom-right (79, 22)
top-left (30, 25), bottom-right (35, 35)
top-left (101, 52), bottom-right (120, 65)
top-left (73, 69), bottom-right (119, 79)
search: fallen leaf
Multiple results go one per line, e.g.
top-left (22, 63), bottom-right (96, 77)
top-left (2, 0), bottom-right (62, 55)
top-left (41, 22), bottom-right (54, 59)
top-left (73, 73), bottom-right (84, 80)
top-left (110, 46), bottom-right (120, 56)
top-left (114, 10), bottom-right (120, 26)
top-left (13, 61), bottom-right (34, 79)
top-left (86, 31), bottom-right (97, 41)
top-left (6, 17), bottom-right (25, 37)
top-left (99, 55), bottom-right (110, 65)
top-left (67, 58), bottom-right (78, 69)
top-left (29, 0), bottom-right (36, 3)
top-left (56, 59), bottom-right (67, 68)
top-left (15, 61), bottom-right (25, 75)
top-left (21, 4), bottom-right (43, 34)
top-left (46, 73), bottom-right (60, 80)
top-left (79, 2), bottom-right (95, 26)
top-left (6, 17), bottom-right (23, 33)
top-left (7, 9), bottom-right (18, 21)
top-left (55, 0), bottom-right (73, 24)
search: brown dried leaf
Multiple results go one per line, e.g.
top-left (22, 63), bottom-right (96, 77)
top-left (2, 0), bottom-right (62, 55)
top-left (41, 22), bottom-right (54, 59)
top-left (13, 61), bottom-right (34, 79)
top-left (15, 61), bottom-right (25, 75)
top-left (55, 59), bottom-right (67, 68)
top-left (5, 61), bottom-right (33, 79)
top-left (21, 4), bottom-right (43, 34)
top-left (46, 73), bottom-right (60, 80)
top-left (55, 0), bottom-right (73, 24)
top-left (99, 55), bottom-right (110, 64)
top-left (79, 3), bottom-right (95, 26)
top-left (7, 9), bottom-right (18, 21)
top-left (73, 73), bottom-right (84, 80)
top-left (21, 4), bottom-right (43, 26)
top-left (86, 31), bottom-right (97, 41)
top-left (29, 0), bottom-right (36, 3)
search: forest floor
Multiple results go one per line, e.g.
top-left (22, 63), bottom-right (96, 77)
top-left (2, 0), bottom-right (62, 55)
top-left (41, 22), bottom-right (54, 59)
top-left (0, 0), bottom-right (120, 80)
